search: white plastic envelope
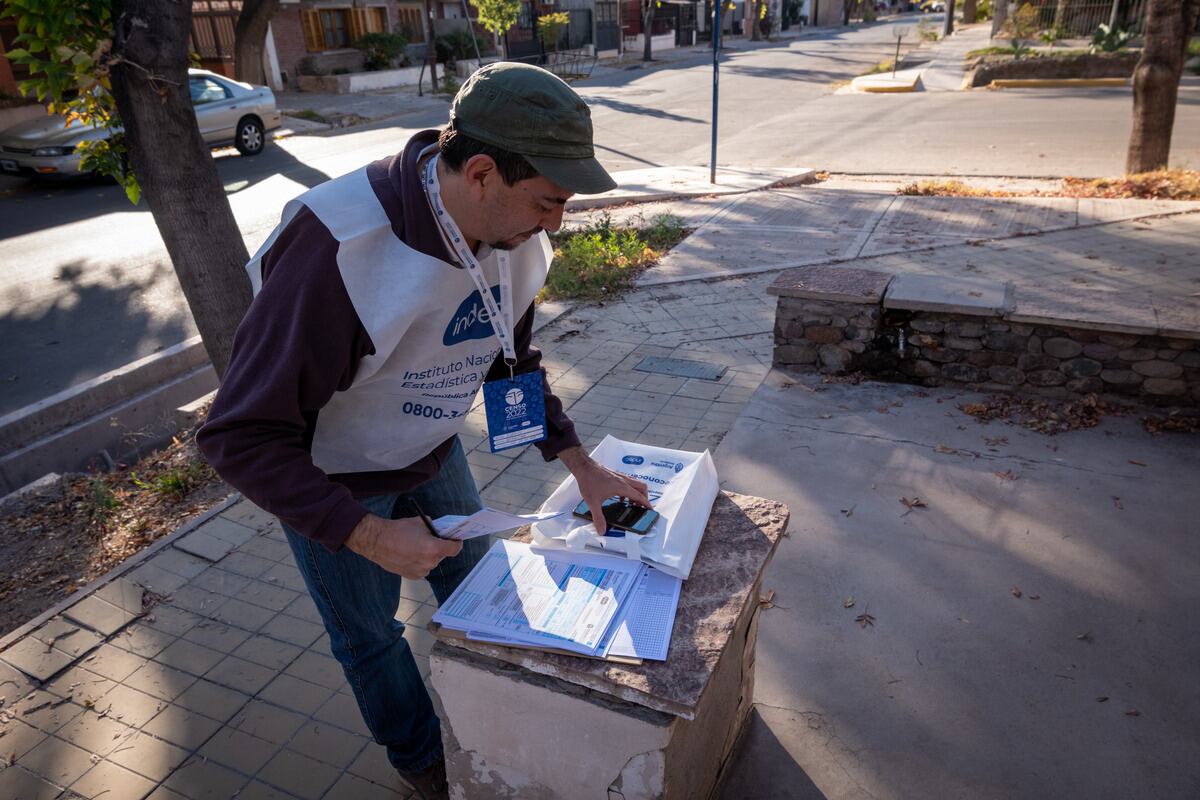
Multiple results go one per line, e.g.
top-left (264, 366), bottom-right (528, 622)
top-left (530, 435), bottom-right (718, 580)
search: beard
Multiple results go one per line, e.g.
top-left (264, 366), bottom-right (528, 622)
top-left (490, 227), bottom-right (543, 251)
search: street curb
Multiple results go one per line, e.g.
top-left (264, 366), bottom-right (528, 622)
top-left (0, 363), bottom-right (218, 496)
top-left (0, 337), bottom-right (209, 453)
top-left (566, 169), bottom-right (817, 211)
top-left (990, 77), bottom-right (1130, 89)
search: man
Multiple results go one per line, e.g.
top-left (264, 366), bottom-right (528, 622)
top-left (197, 63), bottom-right (650, 799)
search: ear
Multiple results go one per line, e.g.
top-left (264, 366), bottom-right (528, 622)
top-left (461, 154), bottom-right (499, 200)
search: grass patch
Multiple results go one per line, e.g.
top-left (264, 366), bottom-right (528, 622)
top-left (966, 45), bottom-right (1025, 58)
top-left (897, 179), bottom-right (1022, 197)
top-left (898, 170), bottom-right (1200, 201)
top-left (541, 213), bottom-right (687, 301)
top-left (290, 108), bottom-right (328, 123)
top-left (1061, 169), bottom-right (1200, 201)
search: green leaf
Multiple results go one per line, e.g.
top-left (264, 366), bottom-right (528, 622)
top-left (123, 177), bottom-right (141, 206)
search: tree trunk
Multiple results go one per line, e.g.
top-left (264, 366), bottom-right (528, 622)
top-left (990, 0), bottom-right (1008, 37)
top-left (642, 1), bottom-right (654, 60)
top-left (751, 0), bottom-right (762, 39)
top-left (1126, 0), bottom-right (1200, 173)
top-left (110, 0), bottom-right (253, 379)
top-left (962, 0), bottom-right (977, 24)
top-left (235, 0), bottom-right (280, 85)
top-left (942, 0), bottom-right (956, 36)
top-left (842, 0), bottom-right (852, 25)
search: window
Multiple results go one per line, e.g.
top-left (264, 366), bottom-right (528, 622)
top-left (189, 77), bottom-right (230, 104)
top-left (320, 9), bottom-right (350, 48)
top-left (302, 6), bottom-right (390, 52)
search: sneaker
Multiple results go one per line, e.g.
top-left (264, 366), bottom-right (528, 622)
top-left (398, 758), bottom-right (449, 800)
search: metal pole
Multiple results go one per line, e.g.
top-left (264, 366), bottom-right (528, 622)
top-left (1107, 0), bottom-right (1120, 29)
top-left (892, 32), bottom-right (900, 77)
top-left (461, 0), bottom-right (483, 64)
top-left (710, 0), bottom-right (721, 184)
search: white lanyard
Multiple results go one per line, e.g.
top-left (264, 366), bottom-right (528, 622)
top-left (423, 155), bottom-right (517, 371)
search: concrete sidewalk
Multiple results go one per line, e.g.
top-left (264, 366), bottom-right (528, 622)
top-left (2, 176), bottom-right (1198, 799)
top-left (715, 371), bottom-right (1200, 799)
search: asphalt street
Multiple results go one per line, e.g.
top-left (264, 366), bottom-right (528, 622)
top-left (2, 17), bottom-right (1198, 414)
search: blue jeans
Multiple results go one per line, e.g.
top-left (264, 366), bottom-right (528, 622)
top-left (282, 438), bottom-right (487, 773)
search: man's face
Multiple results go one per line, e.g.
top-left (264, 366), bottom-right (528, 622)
top-left (472, 161), bottom-right (573, 251)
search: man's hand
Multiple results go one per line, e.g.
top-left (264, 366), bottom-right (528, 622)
top-left (558, 446), bottom-right (652, 537)
top-left (344, 514), bottom-right (463, 578)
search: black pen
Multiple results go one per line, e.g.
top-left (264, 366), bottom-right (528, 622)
top-left (409, 498), bottom-right (443, 539)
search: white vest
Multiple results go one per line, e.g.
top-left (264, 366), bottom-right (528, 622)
top-left (246, 166), bottom-right (552, 474)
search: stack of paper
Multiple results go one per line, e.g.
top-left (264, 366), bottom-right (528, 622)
top-left (432, 539), bottom-right (682, 661)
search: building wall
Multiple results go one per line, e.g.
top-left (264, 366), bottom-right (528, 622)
top-left (272, 0), bottom-right (423, 88)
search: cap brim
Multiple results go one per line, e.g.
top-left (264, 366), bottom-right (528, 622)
top-left (525, 154), bottom-right (617, 196)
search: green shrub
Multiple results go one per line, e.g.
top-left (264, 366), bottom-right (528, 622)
top-left (436, 29), bottom-right (484, 64)
top-left (1090, 23), bottom-right (1133, 54)
top-left (355, 31), bottom-right (410, 71)
top-left (537, 11), bottom-right (571, 50)
top-left (297, 55), bottom-right (326, 76)
top-left (541, 213), bottom-right (686, 300)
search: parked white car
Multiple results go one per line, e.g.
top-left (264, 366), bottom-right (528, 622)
top-left (0, 69), bottom-right (282, 179)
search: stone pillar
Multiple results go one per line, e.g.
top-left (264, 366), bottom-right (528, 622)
top-left (429, 492), bottom-right (789, 799)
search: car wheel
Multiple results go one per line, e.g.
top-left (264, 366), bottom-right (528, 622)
top-left (235, 117), bottom-right (265, 156)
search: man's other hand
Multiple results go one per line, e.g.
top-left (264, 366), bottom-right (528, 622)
top-left (558, 446), bottom-right (652, 537)
top-left (345, 514), bottom-right (463, 578)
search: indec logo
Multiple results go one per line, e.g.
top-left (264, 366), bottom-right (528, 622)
top-left (443, 285), bottom-right (502, 346)
top-left (505, 387), bottom-right (525, 406)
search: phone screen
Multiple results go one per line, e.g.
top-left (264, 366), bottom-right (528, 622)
top-left (573, 498), bottom-right (659, 535)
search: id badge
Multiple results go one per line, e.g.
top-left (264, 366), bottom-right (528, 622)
top-left (482, 371), bottom-right (547, 452)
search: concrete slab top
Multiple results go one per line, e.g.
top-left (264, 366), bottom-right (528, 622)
top-left (432, 491), bottom-right (789, 718)
top-left (884, 272), bottom-right (1013, 316)
top-left (769, 265), bottom-right (894, 304)
top-left (567, 166), bottom-right (816, 211)
top-left (1006, 285), bottom-right (1162, 336)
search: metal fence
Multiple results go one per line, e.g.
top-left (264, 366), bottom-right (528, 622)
top-left (1015, 0), bottom-right (1147, 37)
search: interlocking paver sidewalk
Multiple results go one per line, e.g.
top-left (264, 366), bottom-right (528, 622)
top-left (3, 172), bottom-right (1197, 798)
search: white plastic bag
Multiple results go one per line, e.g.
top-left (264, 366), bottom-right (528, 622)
top-left (530, 435), bottom-right (718, 580)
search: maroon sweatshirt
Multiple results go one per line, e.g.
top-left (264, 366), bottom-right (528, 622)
top-left (197, 130), bottom-right (579, 551)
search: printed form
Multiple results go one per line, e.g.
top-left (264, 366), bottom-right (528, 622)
top-left (432, 540), bottom-right (641, 655)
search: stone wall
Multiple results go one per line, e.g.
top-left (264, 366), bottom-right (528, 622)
top-left (967, 52), bottom-right (1139, 88)
top-left (769, 267), bottom-right (1200, 408)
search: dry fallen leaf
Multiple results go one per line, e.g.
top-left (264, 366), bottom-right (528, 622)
top-left (840, 505), bottom-right (855, 518)
top-left (1028, 594), bottom-right (1040, 600)
top-left (1076, 631), bottom-right (1094, 643)
top-left (1128, 459), bottom-right (1147, 467)
top-left (1011, 586), bottom-right (1023, 598)
top-left (1113, 496), bottom-right (1124, 510)
top-left (1124, 709), bottom-right (1141, 717)
top-left (843, 596), bottom-right (856, 609)
top-left (899, 497), bottom-right (927, 516)
top-left (759, 589), bottom-right (776, 609)
top-left (934, 444), bottom-right (958, 455)
top-left (1096, 696), bottom-right (1109, 703)
top-left (994, 469), bottom-right (1017, 481)
top-left (855, 613), bottom-right (875, 628)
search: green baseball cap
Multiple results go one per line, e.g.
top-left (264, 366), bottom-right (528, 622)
top-left (449, 62), bottom-right (617, 195)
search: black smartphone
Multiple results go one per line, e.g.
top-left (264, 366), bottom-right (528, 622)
top-left (573, 498), bottom-right (660, 535)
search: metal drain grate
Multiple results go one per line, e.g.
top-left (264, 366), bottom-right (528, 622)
top-left (634, 356), bottom-right (727, 381)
